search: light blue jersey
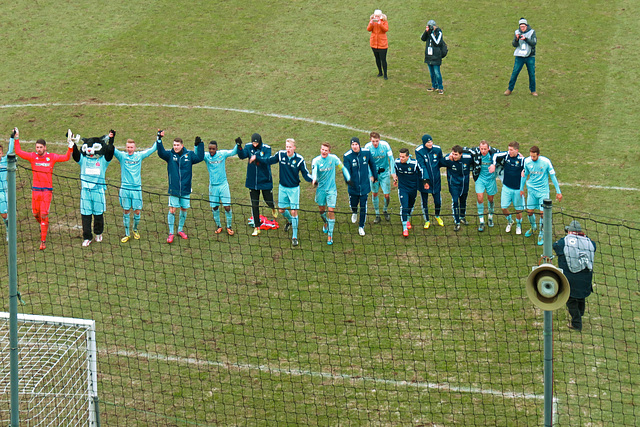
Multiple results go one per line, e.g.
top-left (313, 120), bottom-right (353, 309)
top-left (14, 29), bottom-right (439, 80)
top-left (205, 146), bottom-right (238, 186)
top-left (363, 140), bottom-right (394, 174)
top-left (113, 144), bottom-right (157, 190)
top-left (78, 156), bottom-right (111, 190)
top-left (311, 154), bottom-right (349, 194)
top-left (520, 155), bottom-right (561, 195)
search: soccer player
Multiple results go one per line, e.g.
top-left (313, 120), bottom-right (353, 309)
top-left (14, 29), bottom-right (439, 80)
top-left (13, 127), bottom-right (74, 250)
top-left (0, 134), bottom-right (16, 238)
top-left (343, 137), bottom-right (378, 236)
top-left (414, 134), bottom-right (444, 229)
top-left (113, 137), bottom-right (157, 243)
top-left (440, 145), bottom-right (474, 231)
top-left (204, 139), bottom-right (239, 236)
top-left (364, 131), bottom-right (394, 223)
top-left (490, 141), bottom-right (525, 234)
top-left (265, 138), bottom-right (313, 246)
top-left (520, 145), bottom-right (562, 245)
top-left (311, 143), bottom-right (350, 245)
top-left (393, 148), bottom-right (430, 237)
top-left (73, 130), bottom-right (115, 247)
top-left (237, 133), bottom-right (278, 236)
top-left (467, 140), bottom-right (499, 231)
top-left (157, 131), bottom-right (205, 243)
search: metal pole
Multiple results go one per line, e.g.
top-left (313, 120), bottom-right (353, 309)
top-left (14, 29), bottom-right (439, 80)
top-left (542, 198), bottom-right (553, 426)
top-left (7, 153), bottom-right (19, 427)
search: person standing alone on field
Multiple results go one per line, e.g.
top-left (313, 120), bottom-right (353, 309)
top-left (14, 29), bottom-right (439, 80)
top-left (367, 9), bottom-right (389, 80)
top-left (421, 19), bottom-right (445, 94)
top-left (505, 18), bottom-right (537, 96)
top-left (553, 220), bottom-right (596, 332)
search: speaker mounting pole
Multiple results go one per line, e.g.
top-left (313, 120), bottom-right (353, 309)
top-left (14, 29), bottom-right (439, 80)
top-left (542, 198), bottom-right (554, 427)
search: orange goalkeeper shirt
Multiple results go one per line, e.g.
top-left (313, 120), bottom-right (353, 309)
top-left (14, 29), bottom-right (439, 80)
top-left (14, 139), bottom-right (72, 190)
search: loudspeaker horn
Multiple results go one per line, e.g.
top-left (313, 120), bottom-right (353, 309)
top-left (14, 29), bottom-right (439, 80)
top-left (525, 263), bottom-right (570, 311)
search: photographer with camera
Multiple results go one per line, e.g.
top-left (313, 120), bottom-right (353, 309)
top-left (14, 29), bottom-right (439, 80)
top-left (421, 19), bottom-right (446, 94)
top-left (505, 18), bottom-right (538, 96)
top-left (367, 9), bottom-right (389, 80)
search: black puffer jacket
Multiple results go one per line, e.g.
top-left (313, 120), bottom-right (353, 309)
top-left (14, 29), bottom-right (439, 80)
top-left (421, 27), bottom-right (444, 65)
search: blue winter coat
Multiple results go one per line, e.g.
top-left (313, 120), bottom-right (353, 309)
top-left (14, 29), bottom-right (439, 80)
top-left (157, 139), bottom-right (205, 197)
top-left (237, 134), bottom-right (273, 191)
top-left (343, 148), bottom-right (378, 196)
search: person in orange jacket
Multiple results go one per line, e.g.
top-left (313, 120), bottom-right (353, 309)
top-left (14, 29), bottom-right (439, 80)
top-left (367, 9), bottom-right (389, 80)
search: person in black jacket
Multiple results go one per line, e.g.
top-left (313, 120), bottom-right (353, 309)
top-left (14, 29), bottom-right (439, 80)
top-left (553, 220), bottom-right (596, 332)
top-left (343, 137), bottom-right (378, 236)
top-left (421, 20), bottom-right (445, 94)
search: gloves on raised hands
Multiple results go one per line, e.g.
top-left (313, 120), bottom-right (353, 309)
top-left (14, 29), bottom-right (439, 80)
top-left (195, 136), bottom-right (203, 146)
top-left (235, 137), bottom-right (243, 148)
top-left (11, 127), bottom-right (18, 139)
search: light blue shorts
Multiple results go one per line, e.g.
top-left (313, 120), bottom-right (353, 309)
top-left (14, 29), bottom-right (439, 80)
top-left (278, 185), bottom-right (300, 210)
top-left (371, 172), bottom-right (391, 195)
top-left (0, 191), bottom-right (6, 214)
top-left (81, 188), bottom-right (106, 215)
top-left (169, 195), bottom-right (191, 209)
top-left (315, 189), bottom-right (337, 209)
top-left (209, 182), bottom-right (232, 207)
top-left (475, 177), bottom-right (497, 196)
top-left (526, 190), bottom-right (549, 211)
top-left (119, 188), bottom-right (143, 211)
top-left (501, 186), bottom-right (524, 211)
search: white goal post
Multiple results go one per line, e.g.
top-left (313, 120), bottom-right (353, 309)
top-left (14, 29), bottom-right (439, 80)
top-left (0, 312), bottom-right (99, 426)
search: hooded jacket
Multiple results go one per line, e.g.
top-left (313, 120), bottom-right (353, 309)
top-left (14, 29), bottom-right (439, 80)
top-left (343, 147), bottom-right (378, 196)
top-left (237, 133), bottom-right (273, 191)
top-left (157, 138), bottom-right (205, 197)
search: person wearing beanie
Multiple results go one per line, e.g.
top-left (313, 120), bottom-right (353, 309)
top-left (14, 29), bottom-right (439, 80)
top-left (367, 9), bottom-right (389, 79)
top-left (237, 133), bottom-right (278, 236)
top-left (505, 17), bottom-right (538, 96)
top-left (414, 134), bottom-right (445, 229)
top-left (553, 220), bottom-right (597, 332)
top-left (421, 19), bottom-right (446, 94)
top-left (343, 137), bottom-right (379, 236)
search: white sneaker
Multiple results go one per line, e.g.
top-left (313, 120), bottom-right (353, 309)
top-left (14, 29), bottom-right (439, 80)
top-left (95, 234), bottom-right (103, 242)
top-left (358, 227), bottom-right (365, 236)
top-left (351, 213), bottom-right (357, 223)
top-left (505, 221), bottom-right (514, 233)
top-left (82, 239), bottom-right (91, 247)
top-left (516, 225), bottom-right (522, 235)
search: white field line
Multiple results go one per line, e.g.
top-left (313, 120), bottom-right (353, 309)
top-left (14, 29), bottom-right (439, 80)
top-left (3, 101), bottom-right (636, 193)
top-left (105, 348), bottom-right (555, 403)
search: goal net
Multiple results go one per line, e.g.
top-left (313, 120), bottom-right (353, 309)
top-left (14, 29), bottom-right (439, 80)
top-left (0, 312), bottom-right (98, 426)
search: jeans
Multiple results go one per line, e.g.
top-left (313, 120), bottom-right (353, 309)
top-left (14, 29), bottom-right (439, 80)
top-left (508, 56), bottom-right (536, 92)
top-left (427, 64), bottom-right (443, 90)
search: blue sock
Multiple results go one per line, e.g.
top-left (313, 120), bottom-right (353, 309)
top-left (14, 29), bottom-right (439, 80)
top-left (212, 208), bottom-right (221, 228)
top-left (283, 210), bottom-right (293, 222)
top-left (402, 221), bottom-right (407, 230)
top-left (384, 197), bottom-right (389, 212)
top-left (528, 215), bottom-right (536, 229)
top-left (292, 216), bottom-right (299, 239)
top-left (488, 201), bottom-right (494, 214)
top-left (168, 212), bottom-right (175, 234)
top-left (372, 196), bottom-right (380, 215)
top-left (123, 213), bottom-right (130, 235)
top-left (225, 209), bottom-right (233, 228)
top-left (516, 218), bottom-right (523, 226)
top-left (178, 210), bottom-right (187, 232)
top-left (133, 213), bottom-right (141, 231)
top-left (320, 212), bottom-right (328, 223)
top-left (327, 218), bottom-right (335, 237)
top-left (506, 214), bottom-right (512, 223)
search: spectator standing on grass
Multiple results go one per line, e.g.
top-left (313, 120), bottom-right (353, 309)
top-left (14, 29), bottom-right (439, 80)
top-left (553, 220), bottom-right (596, 332)
top-left (393, 148), bottom-right (429, 237)
top-left (504, 18), bottom-right (538, 96)
top-left (156, 131), bottom-right (205, 243)
top-left (364, 132), bottom-right (394, 223)
top-left (311, 143), bottom-right (350, 246)
top-left (490, 141), bottom-right (525, 235)
top-left (204, 139), bottom-right (239, 236)
top-left (237, 133), bottom-right (278, 237)
top-left (520, 145), bottom-right (562, 246)
top-left (265, 138), bottom-right (313, 247)
top-left (113, 137), bottom-right (157, 243)
top-left (343, 137), bottom-right (378, 236)
top-left (439, 145), bottom-right (473, 231)
top-left (414, 134), bottom-right (444, 229)
top-left (13, 127), bottom-right (74, 250)
top-left (367, 9), bottom-right (389, 80)
top-left (421, 19), bottom-right (446, 94)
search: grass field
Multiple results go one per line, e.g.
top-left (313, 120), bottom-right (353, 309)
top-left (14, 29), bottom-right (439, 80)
top-left (1, 0), bottom-right (640, 425)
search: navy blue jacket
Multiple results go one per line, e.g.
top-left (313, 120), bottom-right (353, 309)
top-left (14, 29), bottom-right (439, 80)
top-left (394, 158), bottom-right (428, 194)
top-left (440, 153), bottom-right (473, 195)
top-left (415, 143), bottom-right (443, 193)
top-left (157, 139), bottom-right (204, 197)
top-left (237, 135), bottom-right (273, 190)
top-left (343, 148), bottom-right (378, 196)
top-left (266, 151), bottom-right (312, 188)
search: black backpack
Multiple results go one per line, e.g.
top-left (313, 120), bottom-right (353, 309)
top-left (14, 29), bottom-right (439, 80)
top-left (441, 39), bottom-right (448, 58)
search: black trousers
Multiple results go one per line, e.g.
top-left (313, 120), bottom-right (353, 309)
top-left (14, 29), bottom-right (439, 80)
top-left (249, 189), bottom-right (275, 226)
top-left (372, 48), bottom-right (388, 77)
top-left (81, 214), bottom-right (104, 240)
top-left (566, 297), bottom-right (586, 331)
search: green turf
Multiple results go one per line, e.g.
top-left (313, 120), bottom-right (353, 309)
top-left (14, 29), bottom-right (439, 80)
top-left (1, 0), bottom-right (639, 425)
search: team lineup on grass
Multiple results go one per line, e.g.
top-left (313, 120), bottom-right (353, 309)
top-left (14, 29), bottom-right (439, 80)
top-left (1, 126), bottom-right (562, 249)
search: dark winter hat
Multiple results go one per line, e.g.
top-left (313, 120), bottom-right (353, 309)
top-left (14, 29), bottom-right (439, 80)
top-left (251, 133), bottom-right (262, 143)
top-left (565, 220), bottom-right (582, 233)
top-left (519, 18), bottom-right (528, 25)
top-left (422, 134), bottom-right (433, 143)
top-left (350, 137), bottom-right (360, 145)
